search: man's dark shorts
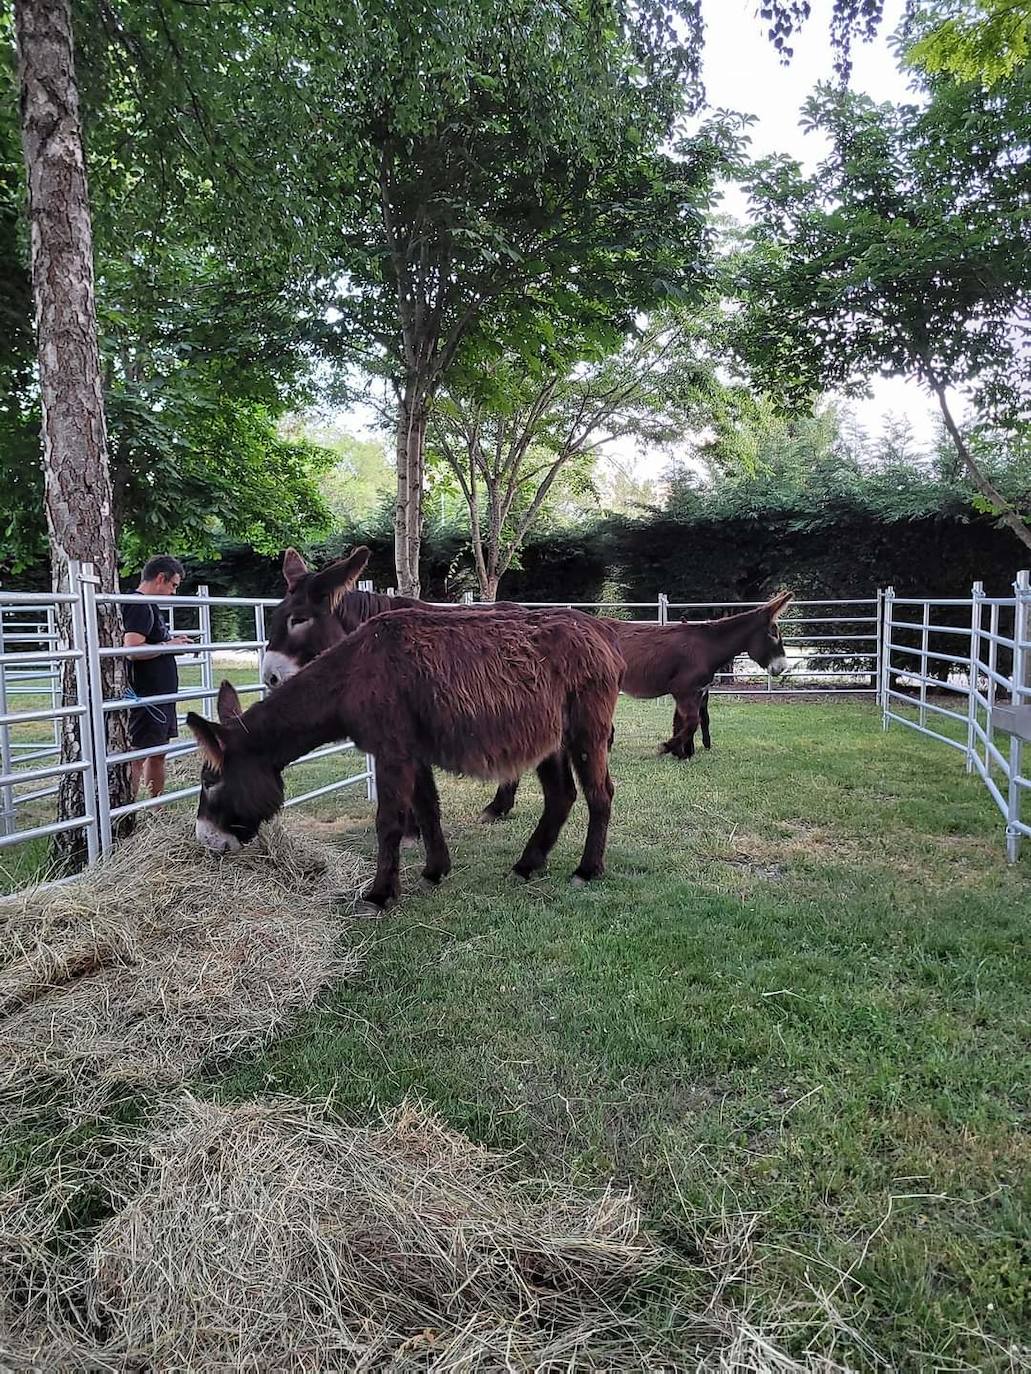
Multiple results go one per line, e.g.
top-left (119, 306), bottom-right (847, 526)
top-left (128, 702), bottom-right (179, 751)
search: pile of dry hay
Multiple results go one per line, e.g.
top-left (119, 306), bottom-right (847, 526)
top-left (0, 815), bottom-right (368, 1119)
top-left (0, 1096), bottom-right (676, 1371)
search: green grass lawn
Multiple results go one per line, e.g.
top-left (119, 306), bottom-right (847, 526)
top-left (2, 694), bottom-right (1028, 1368)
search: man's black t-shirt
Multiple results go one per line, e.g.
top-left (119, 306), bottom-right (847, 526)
top-left (122, 593), bottom-right (178, 700)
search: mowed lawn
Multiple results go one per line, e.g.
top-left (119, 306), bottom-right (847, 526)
top-left (3, 694), bottom-right (1029, 1368)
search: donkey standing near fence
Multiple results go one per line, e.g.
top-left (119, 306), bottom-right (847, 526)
top-left (480, 595), bottom-right (793, 820)
top-left (189, 550), bottom-right (623, 909)
top-left (259, 549), bottom-right (792, 821)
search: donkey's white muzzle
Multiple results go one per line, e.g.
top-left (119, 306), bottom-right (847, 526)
top-left (196, 818), bottom-right (242, 853)
top-left (261, 650), bottom-right (300, 691)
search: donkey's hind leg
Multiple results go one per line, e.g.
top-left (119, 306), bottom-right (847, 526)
top-left (480, 778), bottom-right (519, 823)
top-left (511, 753), bottom-right (577, 881)
top-left (662, 695), bottom-right (700, 759)
top-left (569, 742), bottom-right (615, 885)
top-left (700, 689), bottom-right (712, 750)
top-left (412, 763), bottom-right (451, 888)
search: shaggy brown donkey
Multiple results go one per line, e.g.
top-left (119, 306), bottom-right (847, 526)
top-left (260, 549), bottom-right (559, 841)
top-left (188, 606), bottom-right (622, 909)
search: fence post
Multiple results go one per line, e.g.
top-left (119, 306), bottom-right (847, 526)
top-left (47, 603), bottom-right (60, 761)
top-left (874, 589), bottom-right (884, 704)
top-left (67, 559), bottom-right (101, 864)
top-left (918, 600), bottom-right (931, 728)
top-left (880, 586), bottom-right (895, 730)
top-left (462, 591), bottom-right (474, 605)
top-left (197, 584), bottom-right (214, 708)
top-left (0, 607), bottom-right (14, 837)
top-left (1005, 569), bottom-right (1030, 863)
top-left (658, 592), bottom-right (668, 626)
top-left (254, 602), bottom-right (267, 689)
top-left (966, 581), bottom-right (983, 773)
top-left (78, 561), bottom-right (114, 854)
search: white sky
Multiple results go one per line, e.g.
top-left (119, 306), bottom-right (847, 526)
top-left (702, 0), bottom-right (939, 454)
top-left (337, 0), bottom-right (943, 474)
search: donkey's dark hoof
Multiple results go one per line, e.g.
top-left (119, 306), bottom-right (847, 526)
top-left (479, 807), bottom-right (507, 825)
top-left (570, 868), bottom-right (602, 887)
top-left (509, 865), bottom-right (541, 884)
top-left (354, 898), bottom-right (390, 918)
top-left (419, 871), bottom-right (448, 892)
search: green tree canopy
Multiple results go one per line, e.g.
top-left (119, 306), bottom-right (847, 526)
top-left (731, 66), bottom-right (1031, 545)
top-left (906, 0), bottom-right (1031, 85)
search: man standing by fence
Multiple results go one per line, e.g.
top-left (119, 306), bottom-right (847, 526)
top-left (123, 556), bottom-right (190, 799)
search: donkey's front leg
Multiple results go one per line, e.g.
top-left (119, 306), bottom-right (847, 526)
top-left (361, 760), bottom-right (414, 912)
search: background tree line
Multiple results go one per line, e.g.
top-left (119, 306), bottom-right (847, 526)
top-left (1, 0), bottom-right (1028, 602)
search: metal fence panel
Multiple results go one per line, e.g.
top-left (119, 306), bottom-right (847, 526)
top-left (5, 571), bottom-right (1031, 878)
top-left (0, 565), bottom-right (376, 878)
top-left (882, 572), bottom-right (1031, 861)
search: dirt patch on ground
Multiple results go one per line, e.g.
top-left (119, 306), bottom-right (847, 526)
top-left (707, 821), bottom-right (859, 880)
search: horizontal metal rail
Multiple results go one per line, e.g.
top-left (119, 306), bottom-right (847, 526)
top-left (0, 758), bottom-right (89, 790)
top-left (0, 812), bottom-right (96, 850)
top-left (98, 639), bottom-right (264, 658)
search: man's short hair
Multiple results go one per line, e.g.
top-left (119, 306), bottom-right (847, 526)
top-left (141, 555), bottom-right (186, 583)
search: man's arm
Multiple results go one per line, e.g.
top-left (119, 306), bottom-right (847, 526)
top-left (122, 601), bottom-right (189, 659)
top-left (123, 629), bottom-right (162, 661)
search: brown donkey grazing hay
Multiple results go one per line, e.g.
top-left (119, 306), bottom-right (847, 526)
top-left (0, 815), bottom-right (368, 1120)
top-left (0, 1096), bottom-right (676, 1371)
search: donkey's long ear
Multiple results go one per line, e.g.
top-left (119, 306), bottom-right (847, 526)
top-left (766, 590), bottom-right (795, 621)
top-left (282, 547), bottom-right (309, 591)
top-left (187, 712), bottom-right (226, 772)
top-left (216, 680), bottom-right (244, 726)
top-left (309, 546), bottom-right (371, 610)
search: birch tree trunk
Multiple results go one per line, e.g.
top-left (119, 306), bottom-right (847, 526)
top-left (15, 0), bottom-right (132, 868)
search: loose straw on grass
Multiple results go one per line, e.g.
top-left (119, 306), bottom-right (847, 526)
top-left (1, 1096), bottom-right (673, 1371)
top-left (0, 815), bottom-right (368, 1120)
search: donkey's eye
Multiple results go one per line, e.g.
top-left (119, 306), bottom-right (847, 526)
top-left (288, 614), bottom-right (311, 631)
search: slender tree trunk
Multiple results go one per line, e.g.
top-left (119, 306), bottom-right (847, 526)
top-left (394, 386), bottom-right (427, 596)
top-left (929, 375), bottom-right (1031, 551)
top-left (15, 0), bottom-right (132, 870)
top-left (468, 486), bottom-right (492, 601)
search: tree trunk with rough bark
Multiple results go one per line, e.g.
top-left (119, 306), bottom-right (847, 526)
top-left (15, 0), bottom-right (132, 870)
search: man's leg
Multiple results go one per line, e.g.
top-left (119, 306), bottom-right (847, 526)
top-left (143, 751), bottom-right (167, 798)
